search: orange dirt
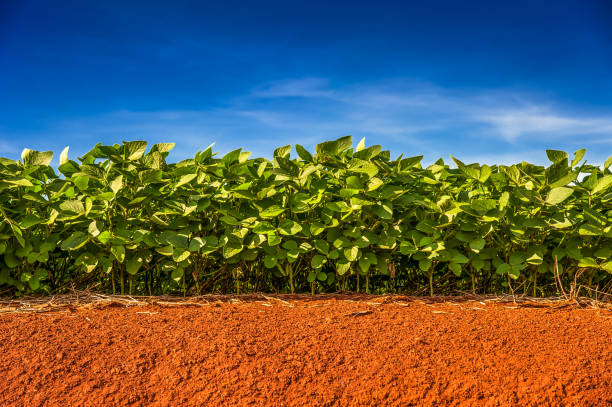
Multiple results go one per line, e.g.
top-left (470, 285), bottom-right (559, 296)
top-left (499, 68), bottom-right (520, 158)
top-left (0, 296), bottom-right (610, 407)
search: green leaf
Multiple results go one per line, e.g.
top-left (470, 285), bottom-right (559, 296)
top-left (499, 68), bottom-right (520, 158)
top-left (314, 240), bottom-right (329, 254)
top-left (526, 253), bottom-right (543, 265)
top-left (579, 224), bottom-right (602, 236)
top-left (4, 252), bottom-right (20, 268)
top-left (295, 144), bottom-right (313, 162)
top-left (469, 238), bottom-right (485, 252)
top-left (21, 149), bottom-right (53, 166)
top-left (358, 258), bottom-right (370, 273)
top-left (419, 259), bottom-right (432, 271)
top-left (253, 221), bottom-right (275, 234)
top-left (592, 175), bottom-right (612, 195)
top-left (60, 146), bottom-right (70, 165)
top-left (171, 269), bottom-right (184, 283)
top-left (344, 246), bottom-right (359, 262)
top-left (578, 257), bottom-right (598, 268)
top-left (260, 205), bottom-right (286, 218)
top-left (151, 142), bottom-right (175, 153)
top-left (176, 173), bottom-right (197, 188)
top-left (273, 145), bottom-right (291, 159)
top-left (336, 260), bottom-right (351, 275)
top-left (220, 215), bottom-right (238, 225)
top-left (264, 255), bottom-right (277, 268)
top-left (20, 214), bottom-right (45, 229)
top-left (311, 254), bottom-right (326, 269)
top-left (496, 263), bottom-right (511, 276)
top-left (124, 141), bottom-right (147, 160)
top-left (61, 232), bottom-right (88, 251)
top-left (156, 245), bottom-right (173, 256)
top-left (172, 249), bottom-right (190, 262)
top-left (267, 234), bottom-right (282, 246)
top-left (509, 253), bottom-right (525, 266)
top-left (111, 245), bottom-right (125, 262)
top-left (73, 175), bottom-right (90, 191)
top-left (97, 231), bottom-right (112, 244)
top-left (367, 177), bottom-right (384, 191)
top-left (60, 200), bottom-right (85, 214)
top-left (372, 202), bottom-right (393, 219)
top-left (4, 177), bottom-right (34, 187)
top-left (223, 243), bottom-right (243, 259)
top-left (449, 262), bottom-right (462, 276)
top-left (165, 233), bottom-right (189, 249)
top-left (278, 219), bottom-right (302, 235)
top-left (571, 148), bottom-right (586, 167)
top-left (189, 237), bottom-right (205, 252)
top-left (126, 254), bottom-right (144, 275)
top-left (326, 201), bottom-right (351, 212)
top-left (546, 187), bottom-right (574, 205)
top-left (110, 175), bottom-right (123, 194)
top-left (546, 150), bottom-right (569, 164)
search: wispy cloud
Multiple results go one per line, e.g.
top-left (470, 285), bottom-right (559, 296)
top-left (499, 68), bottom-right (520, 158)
top-left (2, 78), bottom-right (611, 165)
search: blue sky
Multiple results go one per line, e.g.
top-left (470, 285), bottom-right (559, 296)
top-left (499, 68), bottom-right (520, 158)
top-left (1, 0), bottom-right (611, 165)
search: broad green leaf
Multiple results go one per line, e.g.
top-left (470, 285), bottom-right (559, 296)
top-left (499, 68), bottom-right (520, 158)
top-left (4, 177), bottom-right (34, 187)
top-left (592, 175), bottom-right (612, 195)
top-left (546, 187), bottom-right (573, 205)
top-left (172, 249), bottom-right (190, 262)
top-left (336, 260), bottom-right (351, 275)
top-left (60, 146), bottom-right (70, 165)
top-left (578, 257), bottom-right (598, 268)
top-left (22, 149), bottom-right (53, 166)
top-left (264, 255), bottom-right (277, 268)
top-left (469, 238), bottom-right (485, 251)
top-left (295, 144), bottom-right (313, 162)
top-left (571, 148), bottom-right (586, 167)
top-left (20, 214), bottom-right (45, 229)
top-left (111, 245), bottom-right (125, 262)
top-left (278, 219), bottom-right (302, 235)
top-left (546, 149), bottom-right (568, 164)
top-left (223, 243), bottom-right (243, 259)
top-left (253, 221), bottom-right (275, 234)
top-left (314, 239), bottom-right (329, 254)
top-left (61, 232), bottom-right (88, 251)
top-left (165, 233), bottom-right (189, 249)
top-left (356, 137), bottom-right (366, 152)
top-left (124, 141), bottom-right (147, 160)
top-left (126, 254), bottom-right (144, 275)
top-left (344, 246), bottom-right (359, 262)
top-left (311, 254), bottom-right (326, 269)
top-left (273, 145), bottom-right (291, 159)
top-left (176, 173), bottom-right (197, 187)
top-left (220, 215), bottom-right (238, 225)
top-left (60, 199), bottom-right (85, 214)
top-left (110, 175), bottom-right (123, 194)
top-left (260, 205), bottom-right (285, 218)
top-left (419, 259), bottom-right (432, 271)
top-left (156, 245), bottom-right (173, 256)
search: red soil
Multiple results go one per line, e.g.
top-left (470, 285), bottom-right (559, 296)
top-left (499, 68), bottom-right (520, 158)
top-left (0, 296), bottom-right (610, 407)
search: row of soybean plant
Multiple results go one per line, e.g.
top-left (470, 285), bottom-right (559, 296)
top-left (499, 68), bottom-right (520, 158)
top-left (0, 137), bottom-right (610, 296)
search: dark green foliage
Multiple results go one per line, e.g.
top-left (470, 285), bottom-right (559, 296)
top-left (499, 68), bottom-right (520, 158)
top-left (0, 139), bottom-right (611, 297)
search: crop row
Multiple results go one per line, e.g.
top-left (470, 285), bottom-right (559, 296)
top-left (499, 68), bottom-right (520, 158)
top-left (0, 137), bottom-right (611, 296)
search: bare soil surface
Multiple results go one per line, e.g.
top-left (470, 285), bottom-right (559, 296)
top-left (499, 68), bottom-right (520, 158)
top-left (1, 295), bottom-right (610, 406)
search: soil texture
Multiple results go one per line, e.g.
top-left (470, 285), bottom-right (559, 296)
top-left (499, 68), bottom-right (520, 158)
top-left (0, 295), bottom-right (610, 406)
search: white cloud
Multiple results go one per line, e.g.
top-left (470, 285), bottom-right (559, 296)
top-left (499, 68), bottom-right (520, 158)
top-left (3, 78), bottom-right (612, 165)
